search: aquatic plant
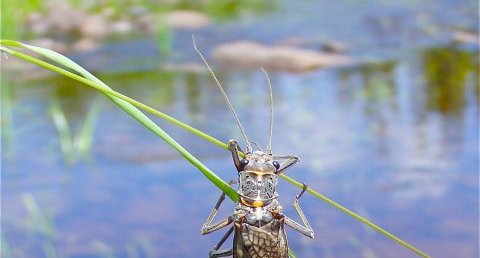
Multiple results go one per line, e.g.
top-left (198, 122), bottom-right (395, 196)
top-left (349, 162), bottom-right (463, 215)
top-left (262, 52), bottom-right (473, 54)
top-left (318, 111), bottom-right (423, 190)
top-left (1, 234), bottom-right (13, 258)
top-left (1, 77), bottom-right (13, 157)
top-left (22, 193), bottom-right (58, 258)
top-left (49, 96), bottom-right (101, 164)
top-left (126, 237), bottom-right (155, 258)
top-left (0, 40), bottom-right (430, 257)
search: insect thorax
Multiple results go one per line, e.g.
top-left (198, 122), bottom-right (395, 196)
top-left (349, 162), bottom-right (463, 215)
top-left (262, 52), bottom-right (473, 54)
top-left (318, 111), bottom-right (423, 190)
top-left (237, 151), bottom-right (279, 208)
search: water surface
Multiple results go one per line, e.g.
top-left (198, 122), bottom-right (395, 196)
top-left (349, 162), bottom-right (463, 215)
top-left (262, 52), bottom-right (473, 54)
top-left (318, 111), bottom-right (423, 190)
top-left (2, 1), bottom-right (478, 258)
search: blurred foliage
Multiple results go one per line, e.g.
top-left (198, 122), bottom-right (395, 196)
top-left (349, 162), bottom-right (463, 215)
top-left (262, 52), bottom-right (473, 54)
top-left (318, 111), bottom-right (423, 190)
top-left (422, 47), bottom-right (477, 114)
top-left (1, 0), bottom-right (274, 40)
top-left (1, 0), bottom-right (43, 39)
top-left (1, 76), bottom-right (13, 157)
top-left (1, 234), bottom-right (12, 258)
top-left (22, 193), bottom-right (59, 258)
top-left (82, 0), bottom-right (274, 19)
top-left (49, 95), bottom-right (101, 164)
top-left (358, 61), bottom-right (396, 103)
top-left (126, 238), bottom-right (156, 258)
top-left (172, 0), bottom-right (275, 19)
top-left (155, 20), bottom-right (172, 55)
top-left (91, 240), bottom-right (115, 258)
top-left (22, 193), bottom-right (56, 239)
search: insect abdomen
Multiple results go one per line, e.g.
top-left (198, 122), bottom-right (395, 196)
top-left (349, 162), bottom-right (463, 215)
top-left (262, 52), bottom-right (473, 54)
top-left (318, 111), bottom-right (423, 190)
top-left (234, 219), bottom-right (288, 258)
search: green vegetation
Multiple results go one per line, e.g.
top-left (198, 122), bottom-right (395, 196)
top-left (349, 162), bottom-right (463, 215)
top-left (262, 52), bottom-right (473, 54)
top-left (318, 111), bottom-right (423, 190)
top-left (422, 47), bottom-right (476, 114)
top-left (49, 96), bottom-right (101, 164)
top-left (0, 0), bottom-right (275, 41)
top-left (1, 234), bottom-right (12, 258)
top-left (1, 0), bottom-right (43, 39)
top-left (22, 193), bottom-right (58, 258)
top-left (1, 76), bottom-right (13, 157)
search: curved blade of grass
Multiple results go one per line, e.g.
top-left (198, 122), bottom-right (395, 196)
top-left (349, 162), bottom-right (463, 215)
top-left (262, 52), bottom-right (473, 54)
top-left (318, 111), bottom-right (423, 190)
top-left (0, 40), bottom-right (238, 202)
top-left (0, 41), bottom-right (430, 257)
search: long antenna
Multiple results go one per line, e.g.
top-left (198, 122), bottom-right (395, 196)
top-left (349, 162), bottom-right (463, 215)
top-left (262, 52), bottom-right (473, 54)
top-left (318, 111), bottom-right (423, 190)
top-left (192, 35), bottom-right (252, 152)
top-left (261, 67), bottom-right (274, 154)
top-left (250, 141), bottom-right (264, 152)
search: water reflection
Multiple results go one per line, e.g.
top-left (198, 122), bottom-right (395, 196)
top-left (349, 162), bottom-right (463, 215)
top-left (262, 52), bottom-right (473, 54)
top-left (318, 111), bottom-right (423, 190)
top-left (1, 78), bottom-right (13, 158)
top-left (2, 46), bottom-right (478, 258)
top-left (422, 47), bottom-right (476, 114)
top-left (48, 96), bottom-right (101, 164)
top-left (337, 61), bottom-right (397, 156)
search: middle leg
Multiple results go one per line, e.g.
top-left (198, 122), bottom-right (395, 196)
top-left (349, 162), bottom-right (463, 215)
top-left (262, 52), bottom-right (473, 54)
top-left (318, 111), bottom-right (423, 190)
top-left (201, 192), bottom-right (234, 235)
top-left (284, 183), bottom-right (314, 238)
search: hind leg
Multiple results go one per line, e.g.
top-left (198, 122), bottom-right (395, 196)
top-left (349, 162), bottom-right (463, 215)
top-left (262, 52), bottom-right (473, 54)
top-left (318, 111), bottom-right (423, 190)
top-left (209, 249), bottom-right (233, 257)
top-left (284, 183), bottom-right (314, 238)
top-left (209, 226), bottom-right (234, 257)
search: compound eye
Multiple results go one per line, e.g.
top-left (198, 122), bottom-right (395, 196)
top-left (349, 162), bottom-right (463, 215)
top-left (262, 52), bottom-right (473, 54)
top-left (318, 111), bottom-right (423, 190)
top-left (239, 159), bottom-right (249, 170)
top-left (272, 161), bottom-right (280, 170)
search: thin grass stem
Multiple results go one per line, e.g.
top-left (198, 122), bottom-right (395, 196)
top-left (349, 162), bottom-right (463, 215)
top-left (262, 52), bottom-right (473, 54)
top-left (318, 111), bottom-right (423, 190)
top-left (0, 42), bottom-right (238, 202)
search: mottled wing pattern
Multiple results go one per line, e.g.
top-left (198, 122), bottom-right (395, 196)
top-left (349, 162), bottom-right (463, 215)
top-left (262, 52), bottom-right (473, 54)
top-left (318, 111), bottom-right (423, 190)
top-left (237, 220), bottom-right (288, 258)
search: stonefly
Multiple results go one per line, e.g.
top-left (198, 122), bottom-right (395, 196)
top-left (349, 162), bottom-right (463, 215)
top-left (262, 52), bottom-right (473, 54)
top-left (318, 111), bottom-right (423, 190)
top-left (193, 37), bottom-right (314, 258)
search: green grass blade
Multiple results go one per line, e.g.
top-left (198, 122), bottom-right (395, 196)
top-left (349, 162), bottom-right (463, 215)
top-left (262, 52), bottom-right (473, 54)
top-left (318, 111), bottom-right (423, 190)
top-left (0, 40), bottom-right (430, 257)
top-left (0, 41), bottom-right (238, 202)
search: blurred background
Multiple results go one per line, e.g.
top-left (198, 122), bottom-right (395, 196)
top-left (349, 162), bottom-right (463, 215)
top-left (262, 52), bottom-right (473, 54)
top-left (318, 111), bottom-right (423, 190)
top-left (1, 0), bottom-right (478, 257)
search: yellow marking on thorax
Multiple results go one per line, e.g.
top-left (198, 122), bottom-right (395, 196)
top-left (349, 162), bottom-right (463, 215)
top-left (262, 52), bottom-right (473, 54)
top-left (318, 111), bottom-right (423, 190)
top-left (252, 200), bottom-right (264, 207)
top-left (244, 170), bottom-right (274, 176)
top-left (240, 197), bottom-right (265, 208)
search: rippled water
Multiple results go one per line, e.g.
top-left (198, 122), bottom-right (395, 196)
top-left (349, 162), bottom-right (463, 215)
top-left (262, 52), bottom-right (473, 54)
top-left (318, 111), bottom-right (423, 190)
top-left (2, 1), bottom-right (479, 258)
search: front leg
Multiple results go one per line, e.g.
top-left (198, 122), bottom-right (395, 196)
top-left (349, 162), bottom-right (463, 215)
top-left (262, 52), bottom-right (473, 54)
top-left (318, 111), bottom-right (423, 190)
top-left (273, 155), bottom-right (300, 174)
top-left (229, 139), bottom-right (242, 172)
top-left (201, 192), bottom-right (235, 235)
top-left (284, 183), bottom-right (314, 238)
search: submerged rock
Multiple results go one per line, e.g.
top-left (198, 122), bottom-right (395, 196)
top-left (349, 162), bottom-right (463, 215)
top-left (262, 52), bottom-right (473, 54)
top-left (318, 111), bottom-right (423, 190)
top-left (164, 10), bottom-right (212, 29)
top-left (80, 15), bottom-right (109, 39)
top-left (451, 30), bottom-right (478, 45)
top-left (22, 0), bottom-right (149, 54)
top-left (72, 38), bottom-right (99, 52)
top-left (110, 20), bottom-right (134, 35)
top-left (28, 38), bottom-right (68, 54)
top-left (212, 41), bottom-right (353, 72)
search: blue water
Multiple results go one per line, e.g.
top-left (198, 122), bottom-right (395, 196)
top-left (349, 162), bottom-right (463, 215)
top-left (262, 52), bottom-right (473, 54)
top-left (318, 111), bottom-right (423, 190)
top-left (2, 1), bottom-right (478, 258)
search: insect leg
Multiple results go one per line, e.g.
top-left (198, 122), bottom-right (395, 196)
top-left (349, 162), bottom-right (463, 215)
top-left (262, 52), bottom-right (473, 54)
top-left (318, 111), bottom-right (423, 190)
top-left (273, 155), bottom-right (300, 174)
top-left (229, 139), bottom-right (242, 172)
top-left (209, 249), bottom-right (233, 258)
top-left (201, 192), bottom-right (235, 235)
top-left (284, 183), bottom-right (314, 238)
top-left (208, 226), bottom-right (234, 258)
